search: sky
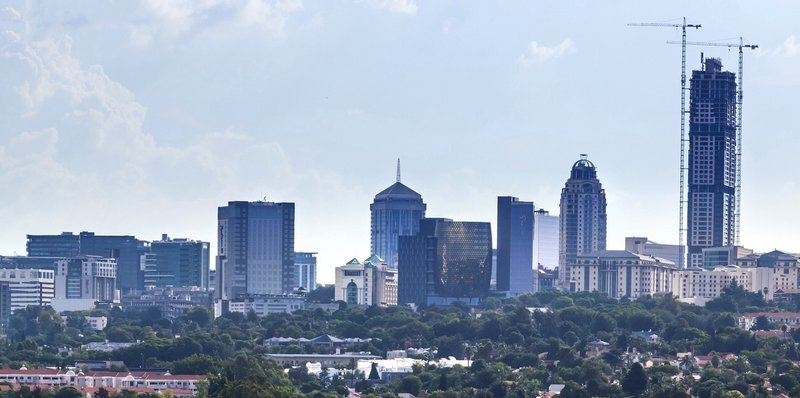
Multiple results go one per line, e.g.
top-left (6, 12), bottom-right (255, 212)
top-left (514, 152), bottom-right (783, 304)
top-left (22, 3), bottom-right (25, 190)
top-left (1, 0), bottom-right (799, 284)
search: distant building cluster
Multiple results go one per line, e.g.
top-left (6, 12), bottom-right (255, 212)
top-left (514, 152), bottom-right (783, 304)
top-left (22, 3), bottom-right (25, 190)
top-left (0, 57), bottom-right (792, 317)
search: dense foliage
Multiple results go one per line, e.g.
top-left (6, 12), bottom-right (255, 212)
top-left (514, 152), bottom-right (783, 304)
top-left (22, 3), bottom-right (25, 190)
top-left (2, 285), bottom-right (800, 397)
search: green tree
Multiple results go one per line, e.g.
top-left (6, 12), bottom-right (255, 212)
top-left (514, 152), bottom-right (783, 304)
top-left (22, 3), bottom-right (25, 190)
top-left (398, 375), bottom-right (422, 396)
top-left (622, 363), bottom-right (648, 397)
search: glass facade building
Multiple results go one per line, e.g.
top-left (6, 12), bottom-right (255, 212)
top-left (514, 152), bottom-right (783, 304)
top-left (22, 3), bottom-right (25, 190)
top-left (293, 252), bottom-right (317, 292)
top-left (370, 164), bottom-right (426, 269)
top-left (149, 234), bottom-right (211, 289)
top-left (496, 196), bottom-right (534, 295)
top-left (533, 209), bottom-right (560, 270)
top-left (398, 218), bottom-right (492, 306)
top-left (217, 201), bottom-right (295, 300)
top-left (687, 58), bottom-right (738, 268)
top-left (27, 232), bottom-right (145, 294)
top-left (559, 155), bottom-right (607, 289)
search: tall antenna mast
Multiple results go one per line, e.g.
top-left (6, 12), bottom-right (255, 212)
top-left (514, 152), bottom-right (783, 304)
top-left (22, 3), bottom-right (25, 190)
top-left (396, 158), bottom-right (401, 183)
top-left (628, 17), bottom-right (701, 269)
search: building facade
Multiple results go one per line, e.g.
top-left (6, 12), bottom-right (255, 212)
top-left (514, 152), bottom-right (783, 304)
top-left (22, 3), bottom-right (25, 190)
top-left (370, 161), bottom-right (426, 269)
top-left (736, 250), bottom-right (799, 295)
top-left (149, 234), bottom-right (210, 289)
top-left (0, 282), bottom-right (10, 330)
top-left (0, 268), bottom-right (55, 311)
top-left (701, 245), bottom-right (753, 269)
top-left (687, 58), bottom-right (738, 268)
top-left (568, 250), bottom-right (674, 299)
top-left (27, 232), bottom-right (145, 294)
top-left (496, 196), bottom-right (534, 295)
top-left (216, 201), bottom-right (295, 300)
top-left (224, 294), bottom-right (305, 317)
top-left (625, 237), bottom-right (684, 266)
top-left (53, 256), bottom-right (117, 311)
top-left (559, 155), bottom-right (607, 287)
top-left (334, 255), bottom-right (398, 306)
top-left (673, 265), bottom-right (773, 303)
top-left (398, 218), bottom-right (492, 306)
top-left (293, 252), bottom-right (317, 292)
top-left (533, 209), bottom-right (560, 270)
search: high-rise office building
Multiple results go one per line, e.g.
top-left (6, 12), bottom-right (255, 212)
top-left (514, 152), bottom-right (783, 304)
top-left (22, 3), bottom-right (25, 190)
top-left (559, 155), bottom-right (607, 289)
top-left (26, 232), bottom-right (145, 294)
top-left (533, 209), bottom-right (559, 269)
top-left (496, 196), bottom-right (534, 295)
top-left (217, 201), bottom-right (295, 300)
top-left (293, 252), bottom-right (317, 292)
top-left (687, 58), bottom-right (738, 268)
top-left (54, 256), bottom-right (116, 304)
top-left (370, 160), bottom-right (426, 268)
top-left (398, 218), bottom-right (492, 306)
top-left (149, 234), bottom-right (211, 289)
top-left (0, 268), bottom-right (55, 311)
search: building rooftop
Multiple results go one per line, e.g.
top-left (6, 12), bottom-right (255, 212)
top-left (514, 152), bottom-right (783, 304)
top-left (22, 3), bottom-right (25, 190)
top-left (569, 154), bottom-right (598, 180)
top-left (373, 182), bottom-right (423, 201)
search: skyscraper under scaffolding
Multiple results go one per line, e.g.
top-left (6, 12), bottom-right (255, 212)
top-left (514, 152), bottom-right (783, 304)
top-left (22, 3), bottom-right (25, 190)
top-left (687, 58), bottom-right (737, 268)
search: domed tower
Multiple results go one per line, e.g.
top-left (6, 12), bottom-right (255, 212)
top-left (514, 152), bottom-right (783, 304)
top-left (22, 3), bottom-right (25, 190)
top-left (559, 154), bottom-right (607, 289)
top-left (370, 159), bottom-right (427, 268)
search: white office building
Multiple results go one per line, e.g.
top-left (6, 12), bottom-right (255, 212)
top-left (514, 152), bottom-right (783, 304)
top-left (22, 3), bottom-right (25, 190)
top-left (0, 268), bottom-right (55, 311)
top-left (53, 256), bottom-right (117, 311)
top-left (534, 209), bottom-right (560, 270)
top-left (673, 266), bottom-right (774, 304)
top-left (335, 255), bottom-right (397, 306)
top-left (625, 237), bottom-right (684, 267)
top-left (568, 251), bottom-right (675, 299)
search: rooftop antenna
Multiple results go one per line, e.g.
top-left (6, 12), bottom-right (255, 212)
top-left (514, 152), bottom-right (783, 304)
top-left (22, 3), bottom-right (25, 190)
top-left (396, 158), bottom-right (401, 183)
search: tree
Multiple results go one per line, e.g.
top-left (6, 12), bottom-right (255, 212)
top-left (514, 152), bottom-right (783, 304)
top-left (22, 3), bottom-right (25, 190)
top-left (54, 387), bottom-right (83, 398)
top-left (398, 375), bottom-right (422, 396)
top-left (622, 363), bottom-right (648, 397)
top-left (368, 362), bottom-right (380, 380)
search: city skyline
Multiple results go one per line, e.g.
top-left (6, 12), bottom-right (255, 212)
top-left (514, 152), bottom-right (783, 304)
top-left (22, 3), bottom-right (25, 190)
top-left (2, 1), bottom-right (800, 285)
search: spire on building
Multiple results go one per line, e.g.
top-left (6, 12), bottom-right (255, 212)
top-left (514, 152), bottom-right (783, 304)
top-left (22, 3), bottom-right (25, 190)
top-left (396, 158), bottom-right (401, 183)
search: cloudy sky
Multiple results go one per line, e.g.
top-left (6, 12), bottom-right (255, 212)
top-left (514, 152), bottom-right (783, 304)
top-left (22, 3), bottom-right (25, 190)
top-left (2, 0), bottom-right (799, 283)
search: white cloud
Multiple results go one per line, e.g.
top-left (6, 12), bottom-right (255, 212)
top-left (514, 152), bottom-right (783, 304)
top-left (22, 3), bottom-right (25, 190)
top-left (367, 0), bottom-right (418, 15)
top-left (519, 38), bottom-right (575, 66)
top-left (767, 35), bottom-right (800, 57)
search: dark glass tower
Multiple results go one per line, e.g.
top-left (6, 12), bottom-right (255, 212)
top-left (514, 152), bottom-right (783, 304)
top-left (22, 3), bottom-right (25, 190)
top-left (496, 196), bottom-right (534, 294)
top-left (398, 218), bottom-right (492, 306)
top-left (687, 58), bottom-right (737, 268)
top-left (150, 234), bottom-right (211, 289)
top-left (217, 201), bottom-right (295, 300)
top-left (370, 160), bottom-right (426, 268)
top-left (559, 155), bottom-right (607, 289)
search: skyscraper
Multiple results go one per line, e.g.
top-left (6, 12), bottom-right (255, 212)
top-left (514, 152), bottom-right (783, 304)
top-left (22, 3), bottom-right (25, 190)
top-left (398, 218), bottom-right (492, 306)
top-left (533, 209), bottom-right (560, 269)
top-left (687, 58), bottom-right (737, 268)
top-left (559, 155), bottom-right (607, 289)
top-left (293, 252), bottom-right (317, 292)
top-left (496, 196), bottom-right (534, 295)
top-left (370, 160), bottom-right (426, 268)
top-left (27, 232), bottom-right (145, 294)
top-left (149, 234), bottom-right (211, 289)
top-left (217, 201), bottom-right (295, 300)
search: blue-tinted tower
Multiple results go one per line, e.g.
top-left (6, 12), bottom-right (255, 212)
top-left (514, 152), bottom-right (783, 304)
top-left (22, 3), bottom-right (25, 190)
top-left (496, 196), bottom-right (535, 294)
top-left (370, 160), bottom-right (426, 268)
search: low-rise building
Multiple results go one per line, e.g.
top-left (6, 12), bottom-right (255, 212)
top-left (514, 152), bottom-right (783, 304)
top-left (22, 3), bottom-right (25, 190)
top-left (567, 251), bottom-right (675, 299)
top-left (736, 250), bottom-right (800, 294)
top-left (85, 316), bottom-right (108, 331)
top-left (335, 255), bottom-right (397, 306)
top-left (0, 368), bottom-right (204, 396)
top-left (673, 266), bottom-right (773, 303)
top-left (0, 268), bottom-right (55, 311)
top-left (123, 286), bottom-right (213, 319)
top-left (223, 294), bottom-right (305, 317)
top-left (738, 312), bottom-right (800, 330)
top-left (266, 353), bottom-right (381, 367)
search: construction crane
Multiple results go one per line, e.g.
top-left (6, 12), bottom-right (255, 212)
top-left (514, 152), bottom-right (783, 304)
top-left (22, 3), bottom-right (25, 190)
top-left (628, 18), bottom-right (701, 269)
top-left (667, 38), bottom-right (758, 247)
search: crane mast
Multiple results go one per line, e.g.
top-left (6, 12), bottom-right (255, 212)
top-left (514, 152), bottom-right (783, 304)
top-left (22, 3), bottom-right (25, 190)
top-left (628, 18), bottom-right (700, 269)
top-left (666, 38), bottom-right (758, 247)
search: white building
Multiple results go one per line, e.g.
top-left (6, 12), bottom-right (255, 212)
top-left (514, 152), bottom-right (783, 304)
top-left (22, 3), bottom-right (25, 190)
top-left (625, 237), bottom-right (684, 267)
top-left (673, 266), bottom-right (773, 304)
top-left (223, 294), bottom-right (305, 317)
top-left (0, 268), bottom-right (55, 311)
top-left (334, 255), bottom-right (397, 306)
top-left (85, 316), bottom-right (108, 331)
top-left (0, 368), bottom-right (204, 396)
top-left (533, 209), bottom-right (559, 270)
top-left (568, 250), bottom-right (675, 299)
top-left (53, 256), bottom-right (117, 311)
top-left (736, 250), bottom-right (799, 294)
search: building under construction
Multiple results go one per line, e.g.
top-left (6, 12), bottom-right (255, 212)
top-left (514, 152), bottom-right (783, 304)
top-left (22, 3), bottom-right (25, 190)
top-left (687, 57), bottom-right (737, 268)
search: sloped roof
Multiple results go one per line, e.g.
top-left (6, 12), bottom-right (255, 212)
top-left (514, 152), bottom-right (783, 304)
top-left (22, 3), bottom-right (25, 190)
top-left (756, 250), bottom-right (798, 267)
top-left (373, 182), bottom-right (423, 201)
top-left (346, 258), bottom-right (361, 265)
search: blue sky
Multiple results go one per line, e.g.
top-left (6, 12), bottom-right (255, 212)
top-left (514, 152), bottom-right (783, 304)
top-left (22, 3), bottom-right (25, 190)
top-left (1, 0), bottom-right (799, 283)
